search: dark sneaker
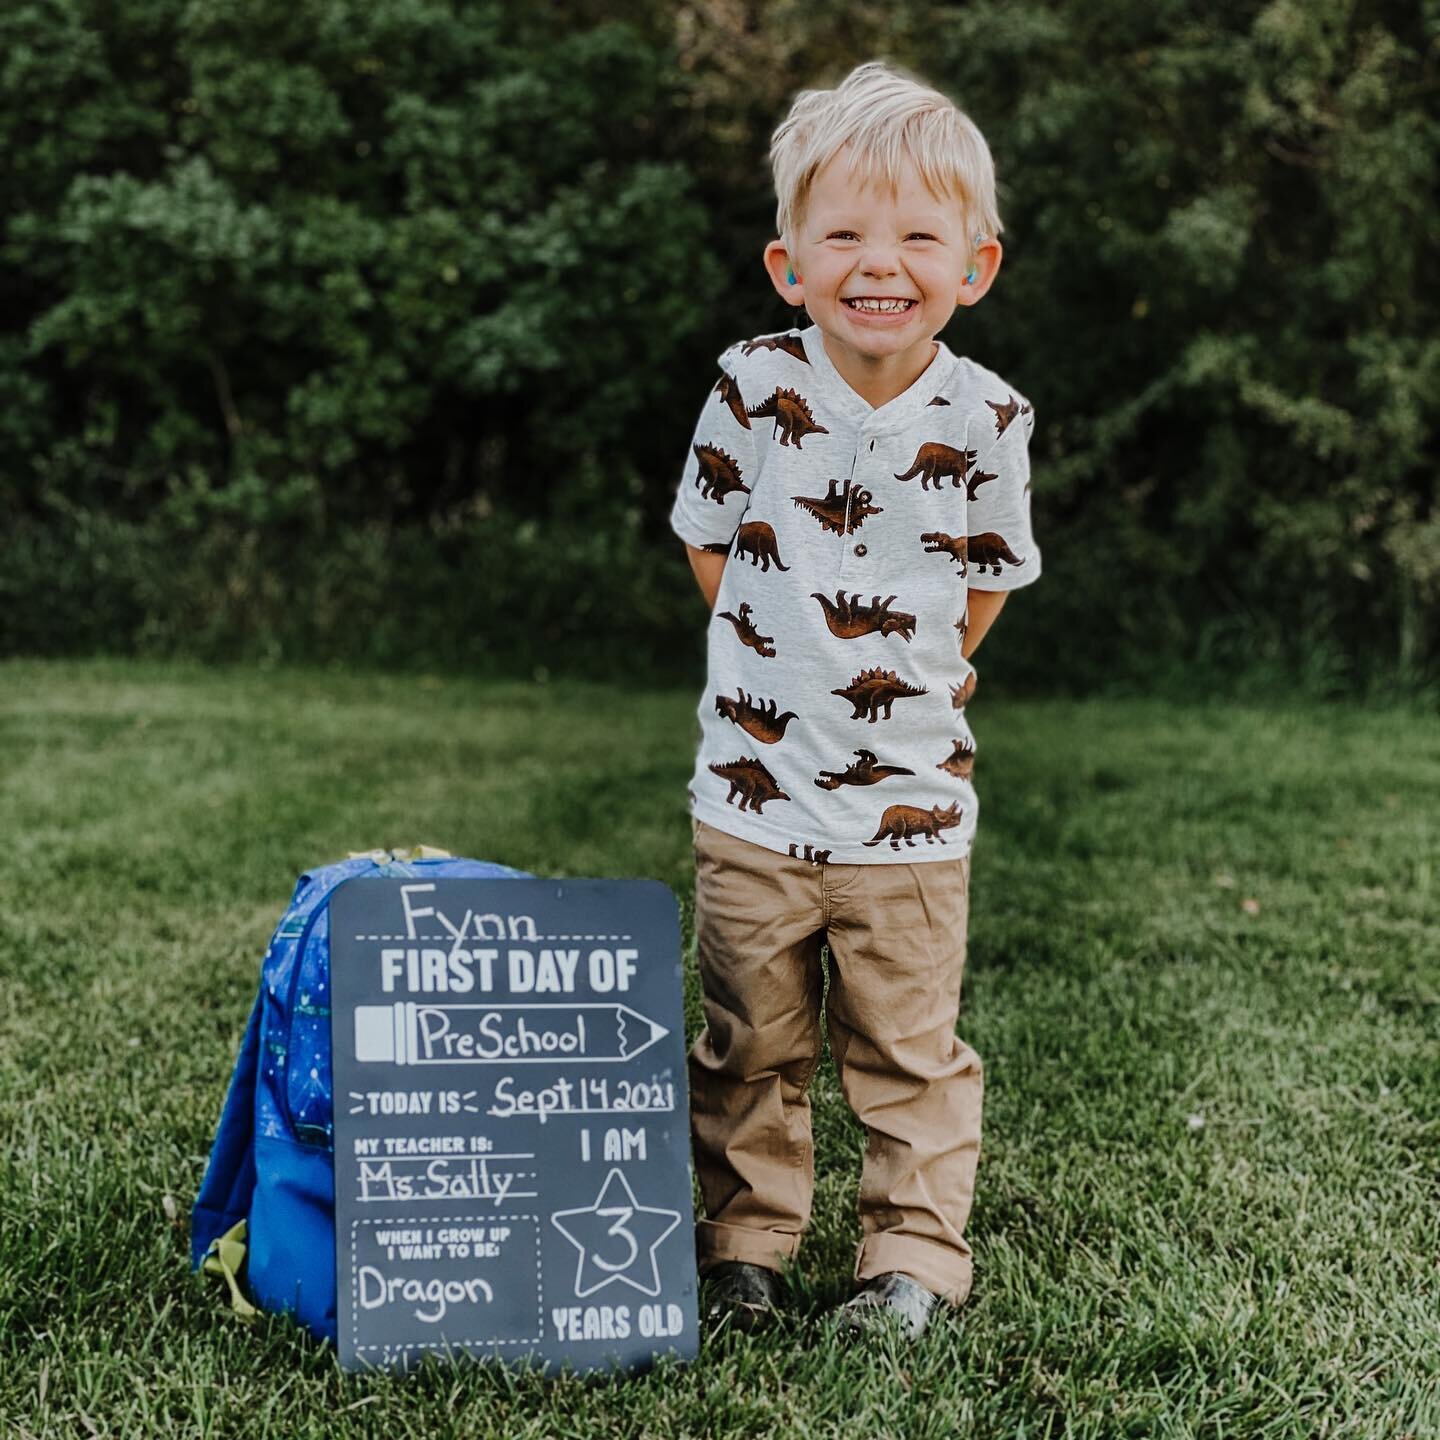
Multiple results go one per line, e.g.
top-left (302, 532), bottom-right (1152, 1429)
top-left (700, 1260), bottom-right (784, 1332)
top-left (833, 1271), bottom-right (939, 1342)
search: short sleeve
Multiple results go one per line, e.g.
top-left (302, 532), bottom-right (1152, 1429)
top-left (965, 393), bottom-right (1041, 591)
top-left (668, 348), bottom-right (761, 553)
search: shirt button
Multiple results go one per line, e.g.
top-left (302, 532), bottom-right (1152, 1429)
top-left (854, 543), bottom-right (867, 557)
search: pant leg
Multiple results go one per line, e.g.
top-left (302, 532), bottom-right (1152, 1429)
top-left (822, 851), bottom-right (980, 1304)
top-left (688, 818), bottom-right (826, 1275)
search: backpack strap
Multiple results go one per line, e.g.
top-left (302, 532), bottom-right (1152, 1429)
top-left (200, 1219), bottom-right (259, 1322)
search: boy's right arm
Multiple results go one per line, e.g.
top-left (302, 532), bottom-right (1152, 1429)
top-left (668, 345), bottom-right (757, 603)
top-left (684, 545), bottom-right (728, 611)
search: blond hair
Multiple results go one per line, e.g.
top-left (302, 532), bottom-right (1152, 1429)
top-left (769, 60), bottom-right (1003, 269)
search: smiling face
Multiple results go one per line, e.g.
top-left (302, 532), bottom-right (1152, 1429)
top-left (764, 145), bottom-right (1001, 402)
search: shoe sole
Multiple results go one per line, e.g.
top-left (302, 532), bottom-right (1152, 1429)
top-left (833, 1301), bottom-right (929, 1343)
top-left (704, 1293), bottom-right (782, 1330)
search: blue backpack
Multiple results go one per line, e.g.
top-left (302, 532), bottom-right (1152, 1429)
top-left (190, 847), bottom-right (532, 1342)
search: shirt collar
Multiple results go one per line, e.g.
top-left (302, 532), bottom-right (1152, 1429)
top-left (798, 323), bottom-right (959, 431)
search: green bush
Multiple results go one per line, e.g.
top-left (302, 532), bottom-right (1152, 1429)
top-left (1, 1), bottom-right (1435, 692)
top-left (0, 506), bottom-right (706, 679)
top-left (1, 0), bottom-right (722, 532)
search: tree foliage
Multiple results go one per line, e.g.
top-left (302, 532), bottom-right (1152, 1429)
top-left (2, 0), bottom-right (718, 535)
top-left (1, 0), bottom-right (1435, 689)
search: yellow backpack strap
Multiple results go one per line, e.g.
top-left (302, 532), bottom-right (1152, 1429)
top-left (201, 1219), bottom-right (259, 1322)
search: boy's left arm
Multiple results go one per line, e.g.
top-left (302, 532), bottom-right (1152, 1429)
top-left (960, 393), bottom-right (1042, 664)
top-left (962, 588), bottom-right (1006, 659)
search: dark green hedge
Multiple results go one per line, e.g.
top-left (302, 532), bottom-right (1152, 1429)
top-left (2, 1), bottom-right (1436, 693)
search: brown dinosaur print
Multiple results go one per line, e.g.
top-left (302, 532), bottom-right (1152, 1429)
top-left (814, 748), bottom-right (915, 790)
top-left (863, 800), bottom-right (965, 850)
top-left (714, 686), bottom-right (797, 744)
top-left (937, 738), bottom-right (976, 780)
top-left (792, 476), bottom-right (883, 536)
top-left (741, 335), bottom-right (809, 363)
top-left (786, 841), bottom-right (833, 865)
top-left (965, 465), bottom-right (997, 502)
top-left (949, 673), bottom-right (977, 709)
top-left (708, 756), bottom-right (791, 813)
top-left (927, 395), bottom-right (951, 406)
top-left (748, 387), bottom-right (829, 448)
top-left (921, 530), bottom-right (968, 576)
top-left (953, 610), bottom-right (969, 650)
top-left (985, 393), bottom-right (1032, 438)
top-left (691, 443), bottom-right (750, 504)
top-left (716, 600), bottom-right (776, 658)
top-left (894, 441), bottom-right (972, 491)
top-left (811, 590), bottom-right (917, 643)
top-left (969, 531), bottom-right (1024, 576)
top-left (734, 520), bottom-right (790, 571)
top-left (714, 372), bottom-right (752, 430)
top-left (831, 667), bottom-right (928, 722)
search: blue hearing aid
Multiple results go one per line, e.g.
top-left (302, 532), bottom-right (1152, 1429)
top-left (963, 232), bottom-right (985, 286)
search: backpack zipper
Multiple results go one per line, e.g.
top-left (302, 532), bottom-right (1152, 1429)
top-left (277, 873), bottom-right (365, 1150)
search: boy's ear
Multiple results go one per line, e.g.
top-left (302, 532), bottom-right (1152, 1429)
top-left (955, 238), bottom-right (1003, 306)
top-left (763, 240), bottom-right (801, 306)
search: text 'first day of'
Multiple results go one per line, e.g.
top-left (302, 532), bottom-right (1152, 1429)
top-left (381, 947), bottom-right (640, 995)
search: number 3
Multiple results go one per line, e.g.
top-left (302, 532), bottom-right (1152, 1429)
top-left (593, 1206), bottom-right (638, 1272)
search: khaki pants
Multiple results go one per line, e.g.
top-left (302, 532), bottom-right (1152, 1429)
top-left (688, 815), bottom-right (981, 1305)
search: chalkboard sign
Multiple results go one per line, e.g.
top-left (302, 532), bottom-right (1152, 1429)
top-left (328, 877), bottom-right (698, 1375)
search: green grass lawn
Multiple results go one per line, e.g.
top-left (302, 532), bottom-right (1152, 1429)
top-left (1, 658), bottom-right (1436, 1438)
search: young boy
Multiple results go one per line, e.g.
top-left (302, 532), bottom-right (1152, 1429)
top-left (668, 59), bottom-right (1040, 1343)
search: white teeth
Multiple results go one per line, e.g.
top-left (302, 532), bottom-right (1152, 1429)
top-left (846, 298), bottom-right (915, 313)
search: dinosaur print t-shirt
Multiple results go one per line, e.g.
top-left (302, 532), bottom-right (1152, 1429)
top-left (669, 322), bottom-right (1040, 865)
